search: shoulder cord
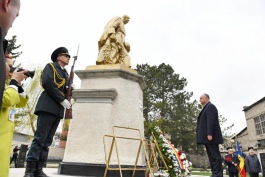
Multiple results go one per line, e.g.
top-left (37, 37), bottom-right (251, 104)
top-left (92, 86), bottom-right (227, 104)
top-left (48, 63), bottom-right (66, 89)
top-left (40, 63), bottom-right (66, 90)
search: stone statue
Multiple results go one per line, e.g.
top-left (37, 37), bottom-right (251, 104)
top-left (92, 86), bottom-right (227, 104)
top-left (96, 15), bottom-right (131, 68)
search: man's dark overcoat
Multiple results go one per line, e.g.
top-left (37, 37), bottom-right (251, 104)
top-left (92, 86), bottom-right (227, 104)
top-left (34, 61), bottom-right (69, 118)
top-left (225, 154), bottom-right (239, 173)
top-left (196, 102), bottom-right (223, 144)
top-left (245, 154), bottom-right (261, 173)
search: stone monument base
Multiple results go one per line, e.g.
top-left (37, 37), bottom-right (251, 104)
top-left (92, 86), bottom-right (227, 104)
top-left (59, 162), bottom-right (146, 177)
top-left (58, 65), bottom-right (147, 176)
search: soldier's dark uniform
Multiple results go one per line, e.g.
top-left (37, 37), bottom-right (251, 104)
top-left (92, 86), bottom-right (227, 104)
top-left (24, 47), bottom-right (71, 177)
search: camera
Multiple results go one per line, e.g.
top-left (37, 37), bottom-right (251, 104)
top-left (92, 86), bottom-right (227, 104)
top-left (10, 67), bottom-right (35, 78)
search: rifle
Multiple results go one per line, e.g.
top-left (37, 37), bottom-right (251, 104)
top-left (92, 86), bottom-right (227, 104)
top-left (65, 45), bottom-right (79, 119)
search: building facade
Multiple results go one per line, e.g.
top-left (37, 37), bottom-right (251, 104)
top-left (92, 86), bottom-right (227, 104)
top-left (243, 97), bottom-right (265, 151)
top-left (233, 128), bottom-right (248, 153)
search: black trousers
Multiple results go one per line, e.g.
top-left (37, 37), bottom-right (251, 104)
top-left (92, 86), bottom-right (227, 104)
top-left (26, 112), bottom-right (60, 162)
top-left (229, 172), bottom-right (238, 177)
top-left (10, 154), bottom-right (18, 165)
top-left (205, 144), bottom-right (223, 177)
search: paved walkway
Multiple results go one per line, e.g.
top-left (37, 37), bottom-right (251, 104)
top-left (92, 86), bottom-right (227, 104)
top-left (9, 167), bottom-right (83, 177)
top-left (9, 167), bottom-right (209, 177)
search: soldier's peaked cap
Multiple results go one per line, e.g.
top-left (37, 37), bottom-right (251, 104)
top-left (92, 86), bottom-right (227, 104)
top-left (226, 147), bottom-right (232, 150)
top-left (51, 47), bottom-right (71, 62)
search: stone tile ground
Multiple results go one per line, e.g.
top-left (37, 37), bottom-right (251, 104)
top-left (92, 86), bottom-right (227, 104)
top-left (9, 167), bottom-right (210, 177)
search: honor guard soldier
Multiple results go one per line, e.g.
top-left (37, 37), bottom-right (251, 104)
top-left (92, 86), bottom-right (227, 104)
top-left (24, 47), bottom-right (72, 177)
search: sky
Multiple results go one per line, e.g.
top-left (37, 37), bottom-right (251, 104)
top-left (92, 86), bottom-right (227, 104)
top-left (6, 0), bottom-right (265, 134)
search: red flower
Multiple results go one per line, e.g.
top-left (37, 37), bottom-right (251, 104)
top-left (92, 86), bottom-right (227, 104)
top-left (225, 156), bottom-right (238, 170)
top-left (178, 150), bottom-right (182, 155)
top-left (225, 156), bottom-right (231, 162)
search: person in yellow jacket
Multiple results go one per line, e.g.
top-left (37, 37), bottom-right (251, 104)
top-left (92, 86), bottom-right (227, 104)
top-left (0, 54), bottom-right (29, 177)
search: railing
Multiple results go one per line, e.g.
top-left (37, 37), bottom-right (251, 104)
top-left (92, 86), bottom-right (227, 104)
top-left (103, 126), bottom-right (157, 177)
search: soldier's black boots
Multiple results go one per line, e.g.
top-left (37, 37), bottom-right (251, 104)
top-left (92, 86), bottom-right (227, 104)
top-left (35, 161), bottom-right (48, 177)
top-left (23, 161), bottom-right (36, 177)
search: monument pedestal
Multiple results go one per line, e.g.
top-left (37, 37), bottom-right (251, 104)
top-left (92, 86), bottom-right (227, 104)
top-left (59, 65), bottom-right (146, 176)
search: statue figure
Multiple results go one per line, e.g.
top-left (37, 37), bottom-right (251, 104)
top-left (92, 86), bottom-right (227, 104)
top-left (97, 15), bottom-right (131, 68)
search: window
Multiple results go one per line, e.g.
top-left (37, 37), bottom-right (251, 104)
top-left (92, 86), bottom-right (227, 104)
top-left (254, 114), bottom-right (265, 135)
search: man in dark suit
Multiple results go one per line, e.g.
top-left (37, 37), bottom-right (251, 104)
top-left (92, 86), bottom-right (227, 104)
top-left (24, 47), bottom-right (72, 177)
top-left (225, 147), bottom-right (239, 177)
top-left (197, 93), bottom-right (223, 177)
top-left (0, 0), bottom-right (21, 111)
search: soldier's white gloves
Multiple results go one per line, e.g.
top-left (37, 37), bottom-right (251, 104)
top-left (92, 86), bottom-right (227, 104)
top-left (60, 99), bottom-right (71, 109)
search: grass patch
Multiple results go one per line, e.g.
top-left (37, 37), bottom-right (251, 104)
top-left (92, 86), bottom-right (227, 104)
top-left (192, 171), bottom-right (211, 176)
top-left (191, 168), bottom-right (226, 176)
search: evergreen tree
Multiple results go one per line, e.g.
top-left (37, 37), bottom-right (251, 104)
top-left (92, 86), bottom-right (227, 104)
top-left (6, 35), bottom-right (22, 59)
top-left (136, 63), bottom-right (199, 151)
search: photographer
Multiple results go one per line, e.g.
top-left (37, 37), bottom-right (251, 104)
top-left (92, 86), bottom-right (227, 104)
top-left (0, 0), bottom-right (21, 112)
top-left (10, 145), bottom-right (20, 167)
top-left (0, 54), bottom-right (29, 177)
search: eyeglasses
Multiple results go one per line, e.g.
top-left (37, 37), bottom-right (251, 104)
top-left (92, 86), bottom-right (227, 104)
top-left (59, 54), bottom-right (70, 58)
